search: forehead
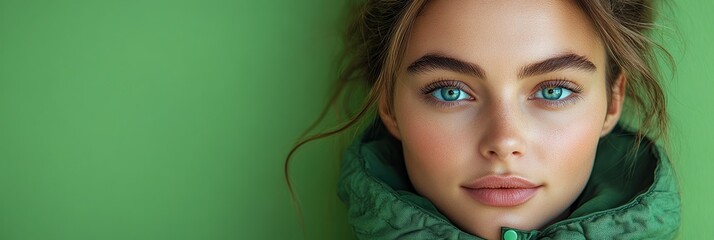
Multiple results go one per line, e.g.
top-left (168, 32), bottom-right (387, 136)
top-left (403, 0), bottom-right (605, 75)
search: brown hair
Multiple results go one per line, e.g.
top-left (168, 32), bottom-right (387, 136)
top-left (285, 0), bottom-right (673, 227)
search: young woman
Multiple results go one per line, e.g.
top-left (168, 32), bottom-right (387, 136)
top-left (288, 0), bottom-right (680, 239)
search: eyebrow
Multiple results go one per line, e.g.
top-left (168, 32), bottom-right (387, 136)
top-left (517, 53), bottom-right (596, 79)
top-left (406, 54), bottom-right (486, 79)
top-left (406, 53), bottom-right (596, 79)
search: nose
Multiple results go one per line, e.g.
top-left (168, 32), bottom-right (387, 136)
top-left (478, 103), bottom-right (527, 162)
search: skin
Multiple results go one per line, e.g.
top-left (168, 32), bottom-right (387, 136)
top-left (378, 1), bottom-right (626, 239)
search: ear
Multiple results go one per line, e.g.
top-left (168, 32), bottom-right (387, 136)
top-left (600, 73), bottom-right (627, 137)
top-left (378, 94), bottom-right (401, 140)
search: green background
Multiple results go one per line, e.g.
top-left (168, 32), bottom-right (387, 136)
top-left (0, 1), bottom-right (711, 239)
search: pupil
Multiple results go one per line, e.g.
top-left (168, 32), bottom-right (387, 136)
top-left (448, 89), bottom-right (455, 95)
top-left (547, 89), bottom-right (554, 94)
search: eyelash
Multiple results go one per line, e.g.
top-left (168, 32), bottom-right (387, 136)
top-left (419, 78), bottom-right (583, 108)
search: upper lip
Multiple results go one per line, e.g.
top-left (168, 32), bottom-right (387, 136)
top-left (463, 175), bottom-right (541, 189)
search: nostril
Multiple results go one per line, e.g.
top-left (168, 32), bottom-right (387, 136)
top-left (486, 150), bottom-right (523, 159)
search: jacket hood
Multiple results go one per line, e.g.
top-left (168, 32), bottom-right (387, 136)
top-left (337, 119), bottom-right (680, 239)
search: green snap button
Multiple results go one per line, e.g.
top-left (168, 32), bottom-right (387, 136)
top-left (503, 229), bottom-right (518, 240)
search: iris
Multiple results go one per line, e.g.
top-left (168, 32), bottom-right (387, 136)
top-left (432, 87), bottom-right (467, 101)
top-left (542, 87), bottom-right (563, 100)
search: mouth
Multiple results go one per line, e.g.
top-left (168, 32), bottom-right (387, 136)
top-left (462, 175), bottom-right (542, 207)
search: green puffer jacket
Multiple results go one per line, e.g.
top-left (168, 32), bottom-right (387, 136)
top-left (337, 120), bottom-right (680, 239)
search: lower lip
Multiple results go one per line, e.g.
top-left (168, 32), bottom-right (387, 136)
top-left (464, 187), bottom-right (540, 207)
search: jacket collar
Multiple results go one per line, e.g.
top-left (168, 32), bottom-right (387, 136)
top-left (337, 119), bottom-right (680, 239)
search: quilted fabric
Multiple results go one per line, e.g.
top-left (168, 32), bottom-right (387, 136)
top-left (337, 120), bottom-right (680, 239)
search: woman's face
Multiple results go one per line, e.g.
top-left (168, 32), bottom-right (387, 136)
top-left (379, 0), bottom-right (624, 239)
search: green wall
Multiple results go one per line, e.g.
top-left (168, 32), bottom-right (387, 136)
top-left (0, 0), bottom-right (351, 239)
top-left (0, 1), bottom-right (711, 239)
top-left (664, 2), bottom-right (714, 239)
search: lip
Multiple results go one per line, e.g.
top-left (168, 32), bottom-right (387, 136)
top-left (463, 175), bottom-right (542, 207)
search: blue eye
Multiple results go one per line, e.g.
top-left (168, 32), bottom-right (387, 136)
top-left (535, 86), bottom-right (572, 100)
top-left (431, 87), bottom-right (472, 101)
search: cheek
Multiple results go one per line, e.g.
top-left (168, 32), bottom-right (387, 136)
top-left (540, 119), bottom-right (600, 180)
top-left (392, 87), bottom-right (476, 191)
top-left (534, 94), bottom-right (609, 195)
